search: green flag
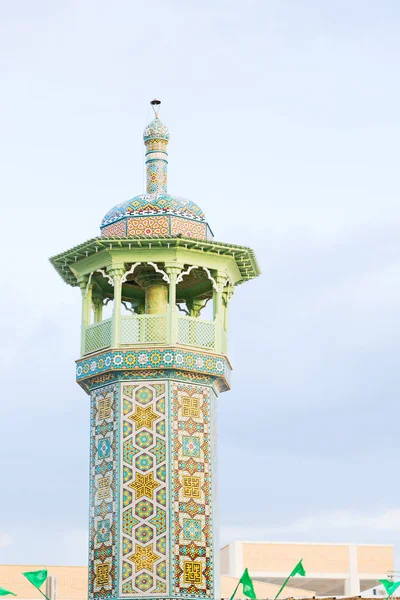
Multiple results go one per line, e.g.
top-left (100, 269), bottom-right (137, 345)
top-left (379, 580), bottom-right (400, 597)
top-left (290, 560), bottom-right (306, 578)
top-left (230, 568), bottom-right (257, 600)
top-left (0, 589), bottom-right (16, 597)
top-left (275, 559), bottom-right (306, 600)
top-left (22, 570), bottom-right (48, 600)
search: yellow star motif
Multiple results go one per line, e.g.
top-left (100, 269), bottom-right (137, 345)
top-left (129, 405), bottom-right (158, 430)
top-left (128, 543), bottom-right (160, 571)
top-left (129, 472), bottom-right (159, 499)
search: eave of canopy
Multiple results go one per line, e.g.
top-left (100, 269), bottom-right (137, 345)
top-left (50, 236), bottom-right (260, 287)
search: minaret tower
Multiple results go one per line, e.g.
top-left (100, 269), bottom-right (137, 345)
top-left (50, 101), bottom-right (259, 600)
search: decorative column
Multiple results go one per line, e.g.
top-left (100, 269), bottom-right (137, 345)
top-left (344, 545), bottom-right (361, 596)
top-left (79, 275), bottom-right (91, 356)
top-left (166, 265), bottom-right (181, 345)
top-left (188, 299), bottom-right (205, 318)
top-left (145, 285), bottom-right (168, 314)
top-left (108, 266), bottom-right (124, 348)
top-left (45, 576), bottom-right (58, 600)
top-left (92, 289), bottom-right (104, 323)
top-left (222, 285), bottom-right (233, 355)
top-left (213, 273), bottom-right (226, 354)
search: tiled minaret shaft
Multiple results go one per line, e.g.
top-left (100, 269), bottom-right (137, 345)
top-left (50, 100), bottom-right (260, 600)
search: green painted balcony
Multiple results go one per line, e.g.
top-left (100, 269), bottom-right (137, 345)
top-left (82, 313), bottom-right (226, 356)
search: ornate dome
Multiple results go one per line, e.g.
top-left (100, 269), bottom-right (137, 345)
top-left (101, 194), bottom-right (205, 226)
top-left (143, 118), bottom-right (170, 142)
top-left (100, 193), bottom-right (212, 240)
top-left (100, 102), bottom-right (212, 240)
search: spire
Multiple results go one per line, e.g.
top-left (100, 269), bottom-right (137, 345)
top-left (143, 99), bottom-right (170, 195)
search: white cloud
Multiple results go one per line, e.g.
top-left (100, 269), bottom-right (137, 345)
top-left (0, 533), bottom-right (13, 548)
top-left (221, 508), bottom-right (400, 543)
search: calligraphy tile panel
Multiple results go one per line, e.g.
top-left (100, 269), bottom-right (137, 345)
top-left (89, 383), bottom-right (119, 599)
top-left (171, 382), bottom-right (214, 598)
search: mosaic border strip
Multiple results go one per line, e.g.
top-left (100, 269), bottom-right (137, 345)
top-left (89, 383), bottom-right (120, 600)
top-left (101, 215), bottom-right (209, 240)
top-left (76, 349), bottom-right (231, 384)
top-left (79, 369), bottom-right (228, 395)
top-left (171, 382), bottom-right (215, 598)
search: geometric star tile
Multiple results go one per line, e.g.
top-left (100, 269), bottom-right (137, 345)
top-left (182, 436), bottom-right (200, 457)
top-left (129, 406), bottom-right (158, 430)
top-left (128, 543), bottom-right (159, 571)
top-left (178, 540), bottom-right (206, 561)
top-left (179, 498), bottom-right (205, 518)
top-left (182, 518), bottom-right (202, 541)
top-left (95, 519), bottom-right (111, 543)
top-left (182, 420), bottom-right (198, 436)
top-left (179, 457), bottom-right (201, 476)
top-left (129, 472), bottom-right (159, 500)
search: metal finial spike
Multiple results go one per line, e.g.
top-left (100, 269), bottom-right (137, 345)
top-left (150, 98), bottom-right (161, 118)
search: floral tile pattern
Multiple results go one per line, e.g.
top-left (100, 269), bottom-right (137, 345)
top-left (76, 349), bottom-right (230, 385)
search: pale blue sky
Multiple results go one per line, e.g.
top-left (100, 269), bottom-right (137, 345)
top-left (1, 0), bottom-right (400, 566)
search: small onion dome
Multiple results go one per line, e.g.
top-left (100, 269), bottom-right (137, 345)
top-left (143, 118), bottom-right (170, 142)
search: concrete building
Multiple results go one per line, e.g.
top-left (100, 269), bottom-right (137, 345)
top-left (221, 541), bottom-right (394, 596)
top-left (220, 576), bottom-right (314, 599)
top-left (0, 565), bottom-right (87, 600)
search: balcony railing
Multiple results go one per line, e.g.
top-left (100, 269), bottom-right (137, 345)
top-left (177, 315), bottom-right (215, 349)
top-left (121, 314), bottom-right (167, 345)
top-left (82, 313), bottom-right (228, 356)
top-left (84, 318), bottom-right (112, 354)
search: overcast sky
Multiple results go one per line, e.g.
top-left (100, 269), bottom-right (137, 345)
top-left (1, 0), bottom-right (400, 568)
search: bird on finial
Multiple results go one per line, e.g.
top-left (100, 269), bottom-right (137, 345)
top-left (143, 100), bottom-right (169, 142)
top-left (150, 98), bottom-right (161, 118)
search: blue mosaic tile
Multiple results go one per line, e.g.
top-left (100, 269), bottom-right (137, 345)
top-left (100, 194), bottom-right (206, 228)
top-left (76, 349), bottom-right (230, 383)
